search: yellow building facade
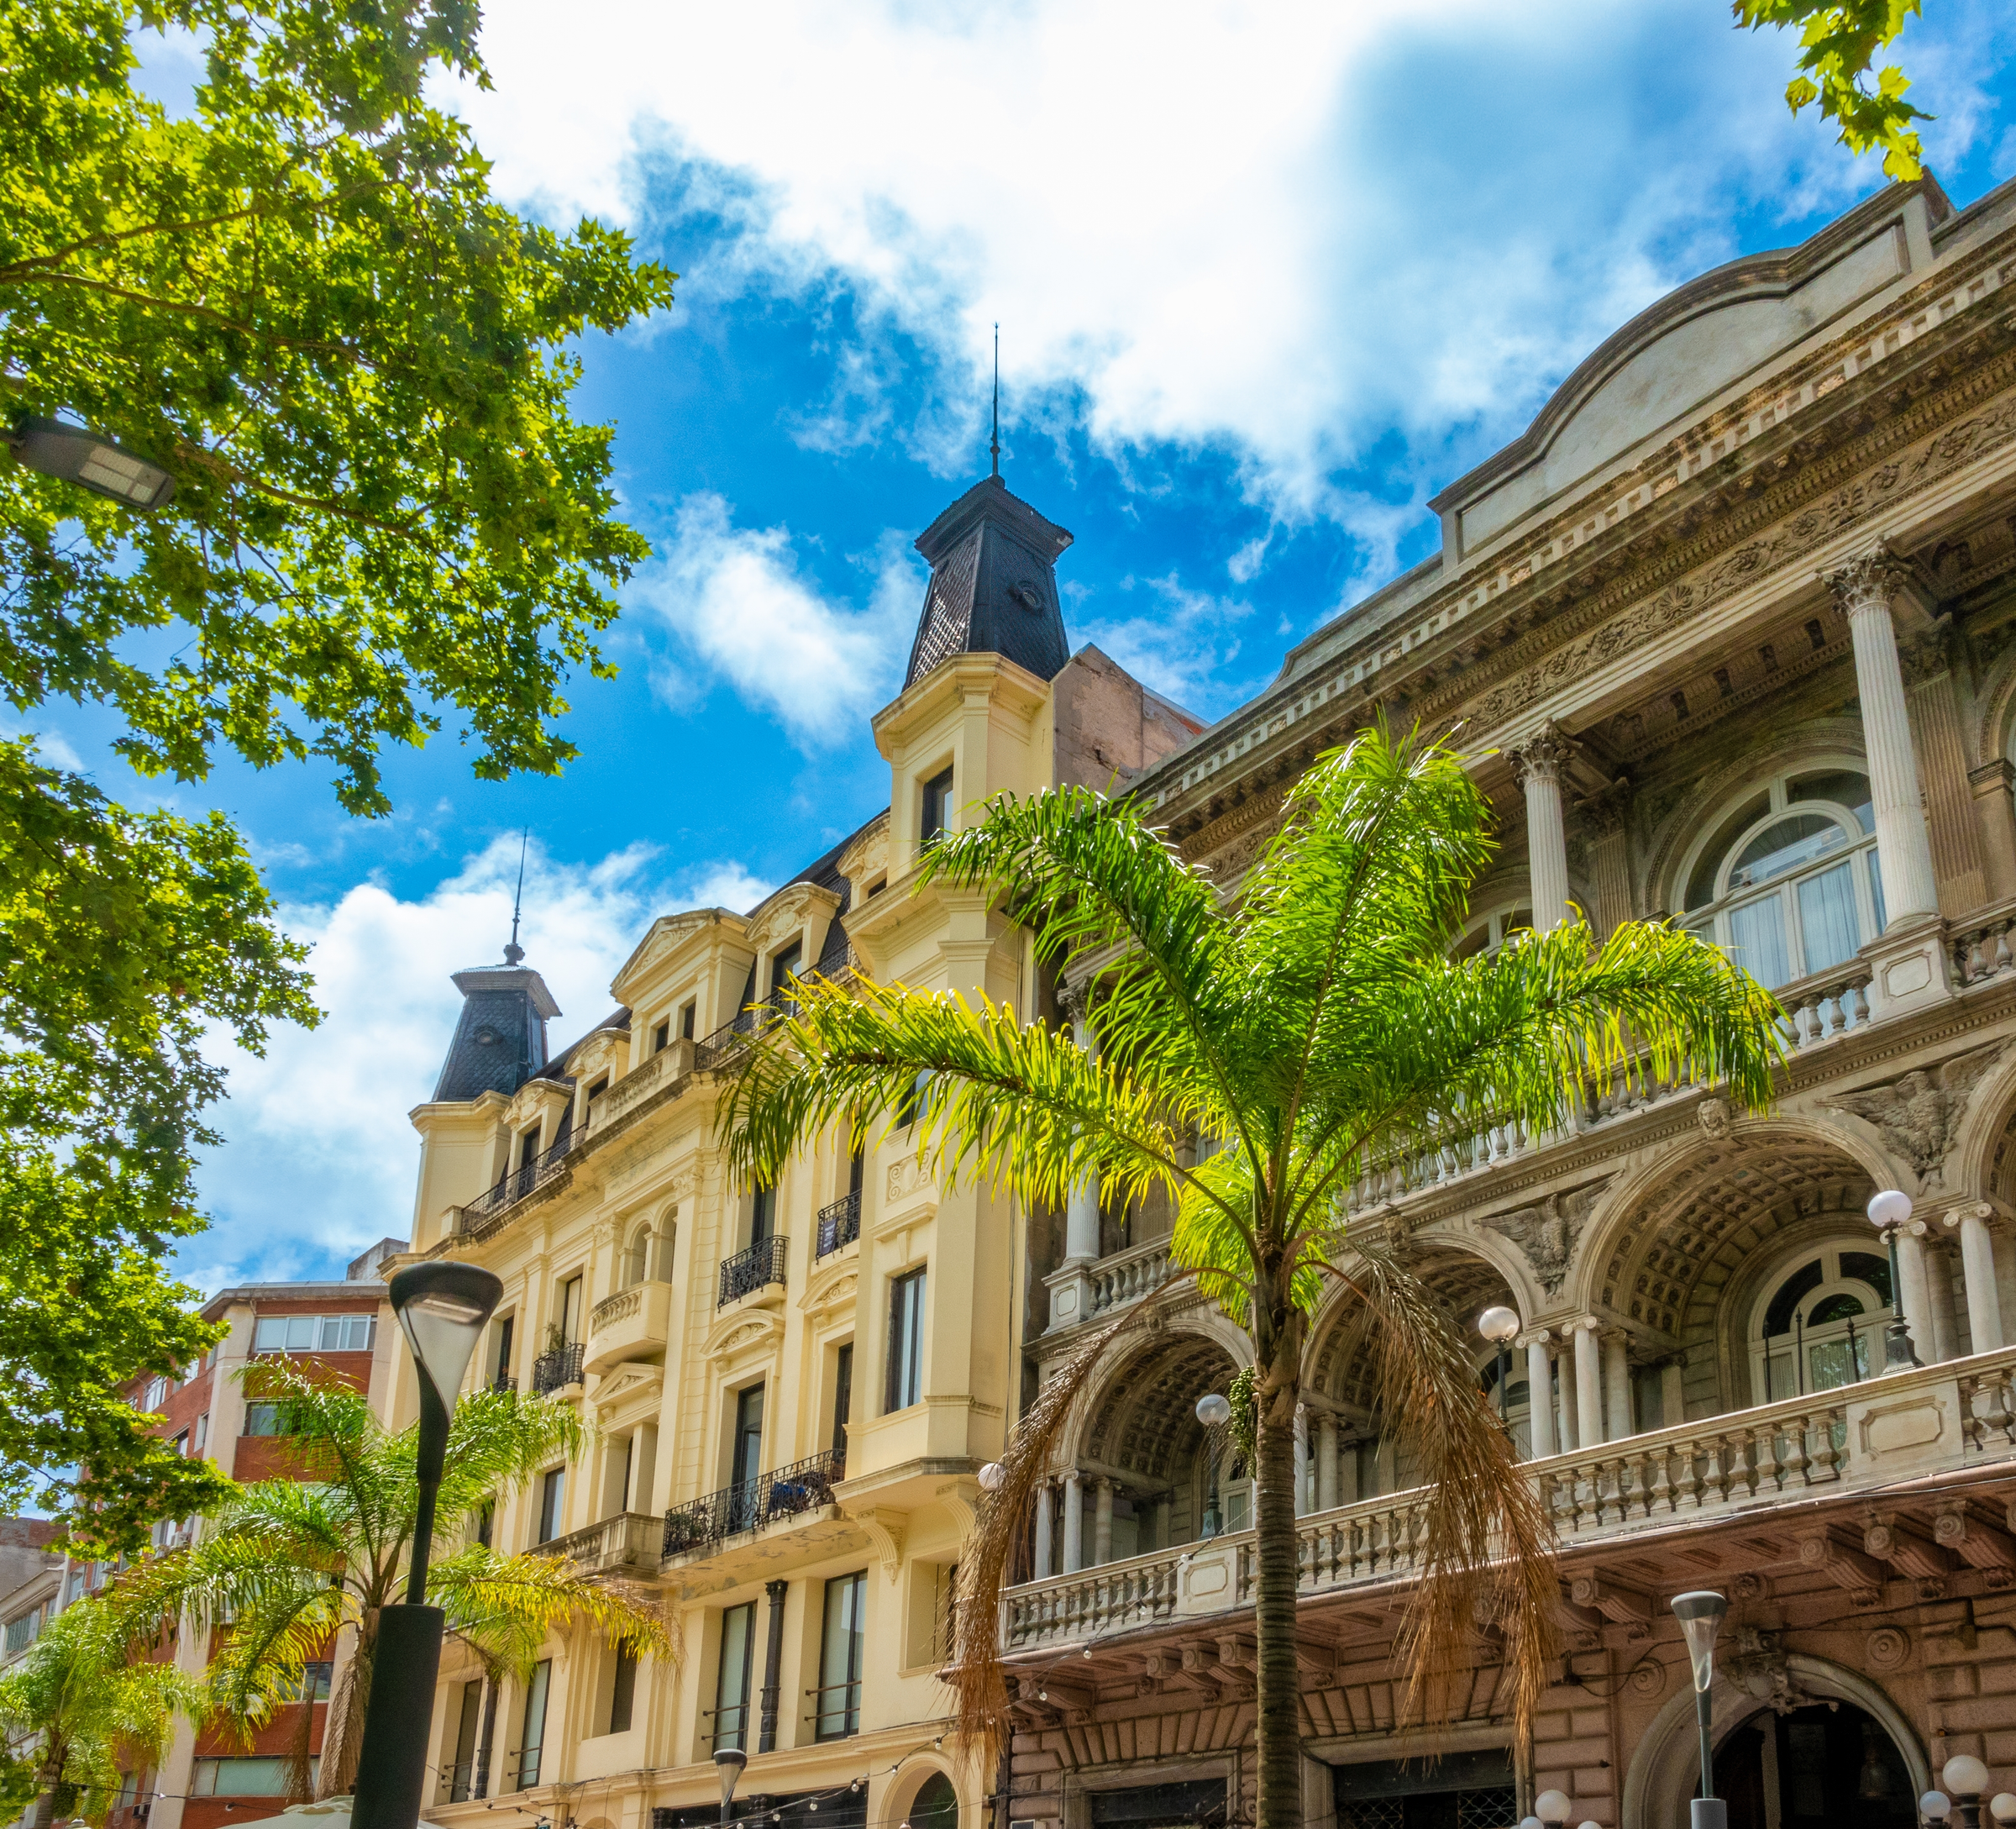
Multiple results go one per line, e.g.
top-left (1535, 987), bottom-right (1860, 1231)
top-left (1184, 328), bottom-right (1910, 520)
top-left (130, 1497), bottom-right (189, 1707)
top-left (385, 476), bottom-right (1200, 1829)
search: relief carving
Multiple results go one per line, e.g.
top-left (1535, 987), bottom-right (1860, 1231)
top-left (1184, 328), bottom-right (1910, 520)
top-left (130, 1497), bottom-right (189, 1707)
top-left (1824, 1041), bottom-right (2007, 1190)
top-left (1487, 1180), bottom-right (1609, 1296)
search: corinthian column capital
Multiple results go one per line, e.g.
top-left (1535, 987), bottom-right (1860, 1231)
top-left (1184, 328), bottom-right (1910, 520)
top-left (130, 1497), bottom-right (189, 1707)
top-left (1824, 540), bottom-right (1918, 618)
top-left (1507, 718), bottom-right (1573, 788)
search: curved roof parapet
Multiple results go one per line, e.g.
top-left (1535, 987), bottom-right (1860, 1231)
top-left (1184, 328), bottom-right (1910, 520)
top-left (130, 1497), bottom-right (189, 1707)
top-left (1430, 176), bottom-right (1956, 561)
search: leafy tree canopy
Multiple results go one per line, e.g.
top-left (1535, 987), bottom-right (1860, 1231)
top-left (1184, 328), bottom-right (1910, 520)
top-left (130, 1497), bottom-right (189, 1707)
top-left (0, 0), bottom-right (672, 1543)
top-left (1735, 0), bottom-right (1931, 180)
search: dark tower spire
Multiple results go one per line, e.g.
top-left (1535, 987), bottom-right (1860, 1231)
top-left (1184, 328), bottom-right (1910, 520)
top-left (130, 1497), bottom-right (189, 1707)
top-left (990, 323), bottom-right (1000, 480)
top-left (504, 828), bottom-right (528, 966)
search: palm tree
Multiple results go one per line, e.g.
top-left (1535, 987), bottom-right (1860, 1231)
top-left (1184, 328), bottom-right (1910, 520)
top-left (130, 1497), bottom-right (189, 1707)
top-left (722, 725), bottom-right (1783, 1829)
top-left (0, 1592), bottom-right (207, 1829)
top-left (117, 1358), bottom-right (669, 1800)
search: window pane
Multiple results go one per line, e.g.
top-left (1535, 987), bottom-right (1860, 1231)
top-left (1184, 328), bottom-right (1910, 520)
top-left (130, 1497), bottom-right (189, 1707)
top-left (1789, 770), bottom-right (1875, 833)
top-left (517, 1660), bottom-right (550, 1790)
top-left (1796, 861), bottom-right (1861, 974)
top-left (255, 1318), bottom-right (286, 1352)
top-left (286, 1316), bottom-right (316, 1350)
top-left (714, 1603), bottom-right (754, 1752)
top-left (1808, 1338), bottom-right (1861, 1393)
top-left (1730, 813), bottom-right (1849, 889)
top-left (1727, 895), bottom-right (1791, 990)
top-left (818, 1573), bottom-right (865, 1738)
top-left (1869, 850), bottom-right (1887, 934)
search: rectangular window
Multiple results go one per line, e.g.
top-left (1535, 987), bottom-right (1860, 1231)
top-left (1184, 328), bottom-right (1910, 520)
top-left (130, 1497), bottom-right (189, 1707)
top-left (492, 1315), bottom-right (514, 1386)
top-left (750, 1185), bottom-right (774, 1246)
top-left (653, 1018), bottom-right (670, 1054)
top-left (241, 1404), bottom-right (282, 1437)
top-left (680, 1000), bottom-right (696, 1041)
top-left (475, 1503), bottom-right (494, 1550)
top-left (607, 1646), bottom-right (638, 1735)
top-left (921, 765), bottom-right (954, 848)
top-left (732, 1385), bottom-right (764, 1490)
top-left (193, 1411), bottom-right (209, 1455)
top-left (192, 1758), bottom-right (317, 1797)
top-left (769, 941), bottom-right (803, 1008)
top-left (4, 1611), bottom-right (39, 1655)
top-left (585, 1079), bottom-right (609, 1124)
top-left (450, 1679), bottom-right (482, 1801)
top-left (516, 1660), bottom-right (550, 1790)
top-left (816, 1572), bottom-right (867, 1739)
top-left (318, 1315), bottom-right (375, 1352)
top-left (517, 1127), bottom-right (542, 1171)
top-left (558, 1276), bottom-right (583, 1344)
top-left (886, 1269), bottom-right (926, 1412)
top-left (831, 1343), bottom-right (853, 1460)
top-left (254, 1315), bottom-right (375, 1354)
top-left (275, 1655), bottom-right (328, 1701)
top-left (536, 1468), bottom-right (565, 1545)
top-left (848, 1148), bottom-right (864, 1198)
top-left (713, 1602), bottom-right (755, 1753)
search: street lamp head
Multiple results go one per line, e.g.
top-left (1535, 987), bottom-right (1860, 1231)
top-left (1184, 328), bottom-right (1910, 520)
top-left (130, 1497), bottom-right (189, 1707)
top-left (1944, 1758), bottom-right (1992, 1800)
top-left (1532, 1790), bottom-right (1571, 1826)
top-left (978, 1461), bottom-right (1006, 1492)
top-left (1517, 1818), bottom-right (1542, 1829)
top-left (1478, 1305), bottom-right (1520, 1344)
top-left (1923, 1793), bottom-right (1954, 1823)
top-left (1987, 1794), bottom-right (2016, 1824)
top-left (1868, 1189), bottom-right (1914, 1231)
top-left (6, 417), bottom-right (176, 509)
top-left (1195, 1392), bottom-right (1232, 1428)
top-left (714, 1746), bottom-right (748, 1811)
top-left (390, 1260), bottom-right (504, 1409)
top-left (1670, 1590), bottom-right (1728, 1694)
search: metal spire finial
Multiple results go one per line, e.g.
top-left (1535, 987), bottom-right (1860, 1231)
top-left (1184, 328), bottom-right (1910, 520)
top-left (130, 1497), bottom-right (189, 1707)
top-left (990, 323), bottom-right (1000, 479)
top-left (503, 829), bottom-right (528, 965)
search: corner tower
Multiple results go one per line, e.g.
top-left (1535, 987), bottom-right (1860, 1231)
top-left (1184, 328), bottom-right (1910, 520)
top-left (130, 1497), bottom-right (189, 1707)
top-left (904, 476), bottom-right (1073, 690)
top-left (432, 955), bottom-right (560, 1102)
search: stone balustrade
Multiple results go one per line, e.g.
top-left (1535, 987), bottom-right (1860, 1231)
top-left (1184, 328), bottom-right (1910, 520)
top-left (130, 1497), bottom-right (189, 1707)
top-left (1773, 959), bottom-right (1875, 1051)
top-left (1089, 1237), bottom-right (1176, 1317)
top-left (1001, 1343), bottom-right (2016, 1653)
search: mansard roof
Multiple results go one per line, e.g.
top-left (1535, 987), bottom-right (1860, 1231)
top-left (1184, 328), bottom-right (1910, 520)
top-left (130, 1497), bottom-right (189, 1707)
top-left (905, 476), bottom-right (1074, 690)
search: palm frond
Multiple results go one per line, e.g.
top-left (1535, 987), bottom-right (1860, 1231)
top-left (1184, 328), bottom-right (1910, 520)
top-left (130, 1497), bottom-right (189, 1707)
top-left (428, 1547), bottom-right (672, 1674)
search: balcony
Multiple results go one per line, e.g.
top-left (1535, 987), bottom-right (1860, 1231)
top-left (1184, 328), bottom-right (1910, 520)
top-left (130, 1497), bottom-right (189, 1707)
top-left (693, 1002), bottom-right (784, 1070)
top-left (661, 1447), bottom-right (847, 1558)
top-left (458, 1138), bottom-right (571, 1240)
top-left (718, 1236), bottom-right (788, 1308)
top-left (584, 1279), bottom-right (673, 1378)
top-left (532, 1510), bottom-right (664, 1580)
top-left (816, 1190), bottom-right (861, 1259)
top-left (1002, 1343), bottom-right (2016, 1653)
top-left (529, 1341), bottom-right (584, 1395)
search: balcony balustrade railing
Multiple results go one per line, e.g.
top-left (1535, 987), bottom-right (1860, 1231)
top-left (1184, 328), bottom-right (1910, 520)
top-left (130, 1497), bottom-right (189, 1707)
top-left (694, 1002), bottom-right (785, 1070)
top-left (661, 1447), bottom-right (847, 1558)
top-left (816, 1190), bottom-right (862, 1259)
top-left (491, 1372), bottom-right (517, 1394)
top-left (459, 1138), bottom-right (571, 1235)
top-left (1002, 1343), bottom-right (2016, 1653)
top-left (719, 1235), bottom-right (789, 1307)
top-left (532, 1510), bottom-right (663, 1578)
top-left (529, 1342), bottom-right (584, 1394)
top-left (591, 1286), bottom-right (642, 1332)
top-left (1089, 1236), bottom-right (1174, 1317)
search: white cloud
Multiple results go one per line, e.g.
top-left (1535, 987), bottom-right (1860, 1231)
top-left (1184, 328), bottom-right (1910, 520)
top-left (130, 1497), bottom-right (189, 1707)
top-left (182, 836), bottom-right (771, 1290)
top-left (635, 494), bottom-right (921, 746)
top-left (438, 0), bottom-right (2005, 532)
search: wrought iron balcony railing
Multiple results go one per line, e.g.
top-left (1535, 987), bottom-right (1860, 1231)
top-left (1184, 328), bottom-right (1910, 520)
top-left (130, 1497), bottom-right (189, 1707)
top-left (491, 1372), bottom-right (517, 1394)
top-left (694, 1002), bottom-right (784, 1070)
top-left (529, 1342), bottom-right (584, 1394)
top-left (718, 1235), bottom-right (788, 1307)
top-left (661, 1447), bottom-right (846, 1558)
top-left (816, 1190), bottom-right (862, 1259)
top-left (459, 1138), bottom-right (571, 1233)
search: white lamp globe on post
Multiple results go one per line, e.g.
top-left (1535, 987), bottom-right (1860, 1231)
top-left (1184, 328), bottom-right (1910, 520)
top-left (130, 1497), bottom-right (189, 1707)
top-left (1944, 1757), bottom-right (1992, 1829)
top-left (1987, 1792), bottom-right (2016, 1826)
top-left (1671, 1591), bottom-right (1729, 1829)
top-left (1532, 1789), bottom-right (1571, 1827)
top-left (1924, 1792), bottom-right (1954, 1826)
top-left (1478, 1306), bottom-right (1520, 1437)
top-left (1195, 1392), bottom-right (1232, 1538)
top-left (350, 1259), bottom-right (503, 1829)
top-left (978, 1461), bottom-right (1007, 1493)
top-left (1867, 1190), bottom-right (1925, 1370)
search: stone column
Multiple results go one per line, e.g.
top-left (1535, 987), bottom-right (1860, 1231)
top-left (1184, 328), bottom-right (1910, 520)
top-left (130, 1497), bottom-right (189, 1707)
top-left (1032, 1479), bottom-right (1053, 1579)
top-left (1316, 1413), bottom-right (1339, 1511)
top-left (1899, 623), bottom-right (1987, 912)
top-left (1928, 1239), bottom-right (1961, 1362)
top-left (1063, 987), bottom-right (1101, 1262)
top-left (1581, 779), bottom-right (1635, 938)
top-left (1659, 1357), bottom-right (1686, 1430)
top-left (1948, 1205), bottom-right (2005, 1353)
top-left (1572, 1318), bottom-right (1604, 1449)
top-left (1151, 1495), bottom-right (1171, 1551)
top-left (1373, 1434), bottom-right (1397, 1496)
top-left (1968, 760), bottom-right (2016, 904)
top-left (1336, 1436), bottom-right (1360, 1506)
top-left (1092, 1478), bottom-right (1114, 1565)
top-left (1830, 549), bottom-right (1940, 922)
top-left (1894, 1222), bottom-right (1938, 1364)
top-left (1603, 1331), bottom-right (1633, 1441)
top-left (1294, 1406), bottom-right (1310, 1517)
top-left (1061, 1471), bottom-right (1084, 1573)
top-left (1522, 1334), bottom-right (1557, 1458)
top-left (1509, 721), bottom-right (1575, 928)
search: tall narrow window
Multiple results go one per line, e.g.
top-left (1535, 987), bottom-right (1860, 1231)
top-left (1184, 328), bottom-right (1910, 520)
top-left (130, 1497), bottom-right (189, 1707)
top-left (732, 1385), bottom-right (764, 1490)
top-left (491, 1315), bottom-right (514, 1387)
top-left (848, 1147), bottom-right (864, 1199)
top-left (886, 1269), bottom-right (926, 1412)
top-left (558, 1276), bottom-right (583, 1344)
top-left (607, 1646), bottom-right (638, 1735)
top-left (585, 1077), bottom-right (609, 1124)
top-left (769, 941), bottom-right (802, 1010)
top-left (713, 1602), bottom-right (755, 1752)
top-left (680, 1000), bottom-right (697, 1041)
top-left (517, 1127), bottom-right (541, 1172)
top-left (653, 1017), bottom-right (670, 1054)
top-left (450, 1679), bottom-right (482, 1800)
top-left (516, 1661), bottom-right (550, 1790)
top-left (535, 1468), bottom-right (564, 1544)
top-left (921, 766), bottom-right (954, 848)
top-left (831, 1344), bottom-right (853, 1461)
top-left (475, 1503), bottom-right (494, 1549)
top-left (816, 1571), bottom-right (867, 1739)
top-left (749, 1184), bottom-right (773, 1245)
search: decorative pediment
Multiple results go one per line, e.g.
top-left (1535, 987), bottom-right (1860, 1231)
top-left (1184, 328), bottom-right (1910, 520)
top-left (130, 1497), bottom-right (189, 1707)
top-left (592, 1364), bottom-right (664, 1423)
top-left (745, 880), bottom-right (843, 959)
top-left (839, 814), bottom-right (890, 901)
top-left (705, 1307), bottom-right (782, 1364)
top-left (611, 908), bottom-right (748, 1006)
top-left (800, 1263), bottom-right (858, 1319)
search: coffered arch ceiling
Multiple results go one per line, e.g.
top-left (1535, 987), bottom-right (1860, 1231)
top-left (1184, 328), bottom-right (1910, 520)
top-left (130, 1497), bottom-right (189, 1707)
top-left (1595, 1133), bottom-right (1875, 1343)
top-left (1080, 1330), bottom-right (1240, 1484)
top-left (1306, 1243), bottom-right (1518, 1414)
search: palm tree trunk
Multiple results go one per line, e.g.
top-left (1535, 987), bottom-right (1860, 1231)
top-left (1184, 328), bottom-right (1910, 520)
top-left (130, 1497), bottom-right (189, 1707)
top-left (1252, 1263), bottom-right (1304, 1829)
top-left (317, 1609), bottom-right (378, 1800)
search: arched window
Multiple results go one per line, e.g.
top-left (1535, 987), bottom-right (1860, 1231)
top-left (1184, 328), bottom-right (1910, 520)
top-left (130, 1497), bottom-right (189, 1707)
top-left (1679, 769), bottom-right (1883, 991)
top-left (1746, 1243), bottom-right (1894, 1403)
top-left (910, 1774), bottom-right (958, 1829)
top-left (621, 1224), bottom-right (650, 1290)
top-left (1452, 904), bottom-right (1532, 961)
top-left (654, 1208), bottom-right (678, 1283)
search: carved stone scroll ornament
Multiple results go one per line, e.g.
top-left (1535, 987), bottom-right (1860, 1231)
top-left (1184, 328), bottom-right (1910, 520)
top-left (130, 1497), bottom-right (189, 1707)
top-left (1824, 1040), bottom-right (2007, 1190)
top-left (1725, 1626), bottom-right (1821, 1714)
top-left (1823, 540), bottom-right (1919, 618)
top-left (1506, 718), bottom-right (1573, 788)
top-left (1488, 1180), bottom-right (1610, 1296)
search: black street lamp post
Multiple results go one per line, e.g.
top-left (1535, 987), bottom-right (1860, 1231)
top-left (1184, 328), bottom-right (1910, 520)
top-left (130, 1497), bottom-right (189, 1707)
top-left (1672, 1591), bottom-right (1729, 1829)
top-left (1478, 1306), bottom-right (1520, 1443)
top-left (1867, 1190), bottom-right (1925, 1371)
top-left (351, 1262), bottom-right (502, 1829)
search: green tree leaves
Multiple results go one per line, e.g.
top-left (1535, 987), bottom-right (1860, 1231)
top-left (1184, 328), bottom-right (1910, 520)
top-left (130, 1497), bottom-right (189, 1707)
top-left (1735, 0), bottom-right (1931, 180)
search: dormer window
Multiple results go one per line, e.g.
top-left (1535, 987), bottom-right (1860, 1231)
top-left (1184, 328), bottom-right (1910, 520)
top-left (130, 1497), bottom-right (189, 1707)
top-left (921, 767), bottom-right (954, 848)
top-left (517, 1127), bottom-right (542, 1171)
top-left (653, 1018), bottom-right (670, 1054)
top-left (680, 1000), bottom-right (697, 1041)
top-left (770, 941), bottom-right (803, 1011)
top-left (585, 1077), bottom-right (609, 1124)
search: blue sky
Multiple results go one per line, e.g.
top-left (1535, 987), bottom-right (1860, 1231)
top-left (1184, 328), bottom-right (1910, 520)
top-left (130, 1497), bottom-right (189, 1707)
top-left (87, 0), bottom-right (2016, 1285)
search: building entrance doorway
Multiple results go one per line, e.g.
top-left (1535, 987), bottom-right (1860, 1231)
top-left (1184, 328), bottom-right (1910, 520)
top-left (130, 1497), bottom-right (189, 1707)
top-left (1713, 1700), bottom-right (1914, 1829)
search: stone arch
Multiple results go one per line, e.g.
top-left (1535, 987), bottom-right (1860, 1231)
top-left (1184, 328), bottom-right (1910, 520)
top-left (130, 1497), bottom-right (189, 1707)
top-left (885, 1760), bottom-right (965, 1829)
top-left (1621, 1652), bottom-right (1927, 1829)
top-left (1972, 623), bottom-right (2016, 768)
top-left (1635, 716), bottom-right (1867, 917)
top-left (1929, 1039), bottom-right (2016, 1207)
top-left (1578, 1118), bottom-right (1887, 1413)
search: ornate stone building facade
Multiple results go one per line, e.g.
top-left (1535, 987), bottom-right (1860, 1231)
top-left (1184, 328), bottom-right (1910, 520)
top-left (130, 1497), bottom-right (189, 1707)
top-left (385, 481), bottom-right (1200, 1829)
top-left (1006, 176), bottom-right (2016, 1829)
